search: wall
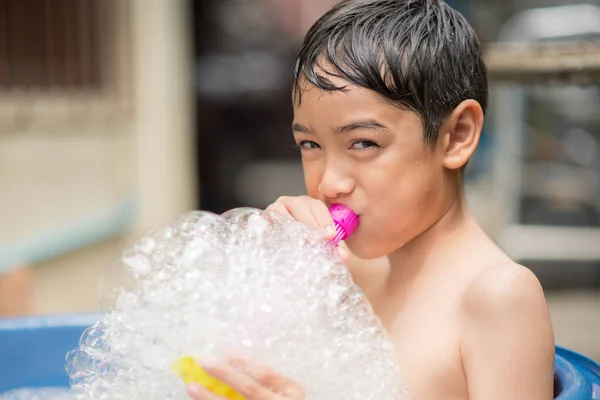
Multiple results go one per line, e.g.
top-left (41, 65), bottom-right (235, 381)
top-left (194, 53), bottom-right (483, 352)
top-left (0, 0), bottom-right (196, 315)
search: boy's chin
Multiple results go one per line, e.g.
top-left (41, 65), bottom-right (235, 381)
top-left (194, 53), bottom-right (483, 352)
top-left (344, 238), bottom-right (387, 261)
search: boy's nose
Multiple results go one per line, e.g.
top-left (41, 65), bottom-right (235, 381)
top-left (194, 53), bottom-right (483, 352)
top-left (318, 168), bottom-right (355, 200)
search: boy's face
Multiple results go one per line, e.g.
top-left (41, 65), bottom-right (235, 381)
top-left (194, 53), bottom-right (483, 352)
top-left (292, 78), bottom-right (451, 259)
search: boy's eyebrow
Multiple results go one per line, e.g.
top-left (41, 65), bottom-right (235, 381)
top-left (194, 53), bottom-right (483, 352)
top-left (292, 122), bottom-right (315, 134)
top-left (335, 119), bottom-right (388, 133)
top-left (292, 119), bottom-right (389, 135)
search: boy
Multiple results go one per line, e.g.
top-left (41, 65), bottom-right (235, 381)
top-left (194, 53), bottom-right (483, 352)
top-left (187, 1), bottom-right (556, 399)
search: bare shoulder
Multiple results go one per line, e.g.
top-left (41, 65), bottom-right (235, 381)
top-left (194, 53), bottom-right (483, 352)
top-left (461, 262), bottom-right (548, 318)
top-left (458, 264), bottom-right (555, 398)
top-left (459, 261), bottom-right (554, 362)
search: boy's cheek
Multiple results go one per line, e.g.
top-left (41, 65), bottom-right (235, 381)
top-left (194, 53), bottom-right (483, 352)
top-left (345, 218), bottom-right (400, 259)
top-left (301, 167), bottom-right (322, 192)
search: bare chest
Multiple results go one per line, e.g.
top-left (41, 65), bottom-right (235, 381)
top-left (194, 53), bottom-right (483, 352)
top-left (384, 301), bottom-right (469, 400)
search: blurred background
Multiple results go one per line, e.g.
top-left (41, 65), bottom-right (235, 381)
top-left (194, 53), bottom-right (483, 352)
top-left (0, 0), bottom-right (598, 361)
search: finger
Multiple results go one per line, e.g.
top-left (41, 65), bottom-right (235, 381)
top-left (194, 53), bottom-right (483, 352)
top-left (265, 202), bottom-right (290, 216)
top-left (228, 356), bottom-right (303, 397)
top-left (337, 245), bottom-right (349, 262)
top-left (186, 383), bottom-right (221, 400)
top-left (305, 198), bottom-right (335, 232)
top-left (201, 358), bottom-right (278, 400)
top-left (285, 197), bottom-right (320, 229)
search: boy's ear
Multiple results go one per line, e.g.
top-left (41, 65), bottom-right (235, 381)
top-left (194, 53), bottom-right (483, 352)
top-left (438, 100), bottom-right (484, 170)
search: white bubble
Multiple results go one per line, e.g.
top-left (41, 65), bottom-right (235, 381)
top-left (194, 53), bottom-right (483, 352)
top-left (66, 208), bottom-right (406, 400)
top-left (115, 292), bottom-right (136, 312)
top-left (179, 237), bottom-right (209, 268)
top-left (135, 237), bottom-right (156, 254)
top-left (247, 213), bottom-right (269, 237)
top-left (122, 254), bottom-right (151, 275)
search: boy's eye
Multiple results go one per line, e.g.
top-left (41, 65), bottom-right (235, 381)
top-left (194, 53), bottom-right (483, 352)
top-left (298, 140), bottom-right (321, 149)
top-left (351, 140), bottom-right (379, 149)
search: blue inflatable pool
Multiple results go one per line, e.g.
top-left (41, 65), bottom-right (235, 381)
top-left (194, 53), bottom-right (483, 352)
top-left (0, 314), bottom-right (100, 394)
top-left (555, 346), bottom-right (600, 399)
top-left (0, 314), bottom-right (598, 398)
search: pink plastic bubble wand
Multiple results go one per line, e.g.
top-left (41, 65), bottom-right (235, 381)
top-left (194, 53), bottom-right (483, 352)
top-left (329, 204), bottom-right (359, 245)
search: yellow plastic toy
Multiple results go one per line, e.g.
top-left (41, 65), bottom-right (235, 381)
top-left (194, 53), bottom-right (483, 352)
top-left (173, 356), bottom-right (246, 400)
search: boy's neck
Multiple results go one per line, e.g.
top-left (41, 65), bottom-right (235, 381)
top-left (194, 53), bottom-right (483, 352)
top-left (385, 191), bottom-right (478, 294)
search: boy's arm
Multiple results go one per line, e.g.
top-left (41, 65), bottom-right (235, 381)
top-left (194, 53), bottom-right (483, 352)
top-left (460, 264), bottom-right (555, 400)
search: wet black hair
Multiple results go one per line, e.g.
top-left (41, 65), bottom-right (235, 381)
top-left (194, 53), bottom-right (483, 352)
top-left (293, 0), bottom-right (488, 143)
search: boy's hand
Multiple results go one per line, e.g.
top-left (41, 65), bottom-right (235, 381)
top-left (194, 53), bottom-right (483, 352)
top-left (186, 355), bottom-right (305, 400)
top-left (266, 196), bottom-right (348, 261)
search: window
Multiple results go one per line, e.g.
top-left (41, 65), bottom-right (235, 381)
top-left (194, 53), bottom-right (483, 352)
top-left (0, 0), bottom-right (131, 130)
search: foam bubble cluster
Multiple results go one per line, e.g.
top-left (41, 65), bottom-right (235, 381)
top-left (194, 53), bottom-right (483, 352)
top-left (66, 208), bottom-right (405, 399)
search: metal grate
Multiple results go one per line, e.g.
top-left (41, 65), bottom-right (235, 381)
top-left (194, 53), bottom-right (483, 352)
top-left (0, 0), bottom-right (112, 90)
